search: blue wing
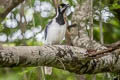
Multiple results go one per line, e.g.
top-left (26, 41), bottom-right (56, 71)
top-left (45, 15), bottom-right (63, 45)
top-left (44, 20), bottom-right (53, 40)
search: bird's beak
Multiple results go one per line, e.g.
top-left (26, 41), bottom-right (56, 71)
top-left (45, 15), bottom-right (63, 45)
top-left (66, 4), bottom-right (70, 8)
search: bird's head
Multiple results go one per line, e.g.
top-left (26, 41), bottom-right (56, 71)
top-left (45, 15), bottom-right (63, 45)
top-left (57, 3), bottom-right (70, 14)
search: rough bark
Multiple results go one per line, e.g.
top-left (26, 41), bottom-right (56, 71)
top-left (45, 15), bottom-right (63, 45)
top-left (0, 0), bottom-right (120, 75)
top-left (0, 45), bottom-right (120, 74)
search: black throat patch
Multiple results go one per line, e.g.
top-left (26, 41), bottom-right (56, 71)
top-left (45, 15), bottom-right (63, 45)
top-left (56, 13), bottom-right (65, 25)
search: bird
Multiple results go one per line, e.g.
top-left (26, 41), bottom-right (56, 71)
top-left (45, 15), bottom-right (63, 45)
top-left (44, 3), bottom-right (70, 75)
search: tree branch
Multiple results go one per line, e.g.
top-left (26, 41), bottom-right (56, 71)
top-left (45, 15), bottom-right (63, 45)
top-left (0, 0), bottom-right (120, 75)
top-left (0, 0), bottom-right (24, 22)
top-left (86, 41), bottom-right (120, 58)
top-left (0, 45), bottom-right (120, 74)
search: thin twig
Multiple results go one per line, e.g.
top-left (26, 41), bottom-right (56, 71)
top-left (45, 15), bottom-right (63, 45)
top-left (99, 0), bottom-right (104, 44)
top-left (85, 41), bottom-right (120, 58)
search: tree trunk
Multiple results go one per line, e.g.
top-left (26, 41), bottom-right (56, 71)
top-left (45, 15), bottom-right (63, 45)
top-left (0, 0), bottom-right (120, 75)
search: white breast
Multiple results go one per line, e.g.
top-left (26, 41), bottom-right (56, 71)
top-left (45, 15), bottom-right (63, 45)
top-left (45, 19), bottom-right (66, 45)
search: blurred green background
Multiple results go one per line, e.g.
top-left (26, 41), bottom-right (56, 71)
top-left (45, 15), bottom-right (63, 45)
top-left (0, 0), bottom-right (120, 80)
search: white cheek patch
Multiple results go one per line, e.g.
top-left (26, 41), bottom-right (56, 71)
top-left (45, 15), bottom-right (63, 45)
top-left (61, 7), bottom-right (66, 12)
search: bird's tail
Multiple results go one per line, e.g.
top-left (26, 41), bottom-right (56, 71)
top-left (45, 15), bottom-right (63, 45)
top-left (44, 67), bottom-right (52, 75)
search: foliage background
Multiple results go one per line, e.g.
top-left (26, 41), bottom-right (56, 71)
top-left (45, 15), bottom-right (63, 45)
top-left (0, 0), bottom-right (120, 80)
